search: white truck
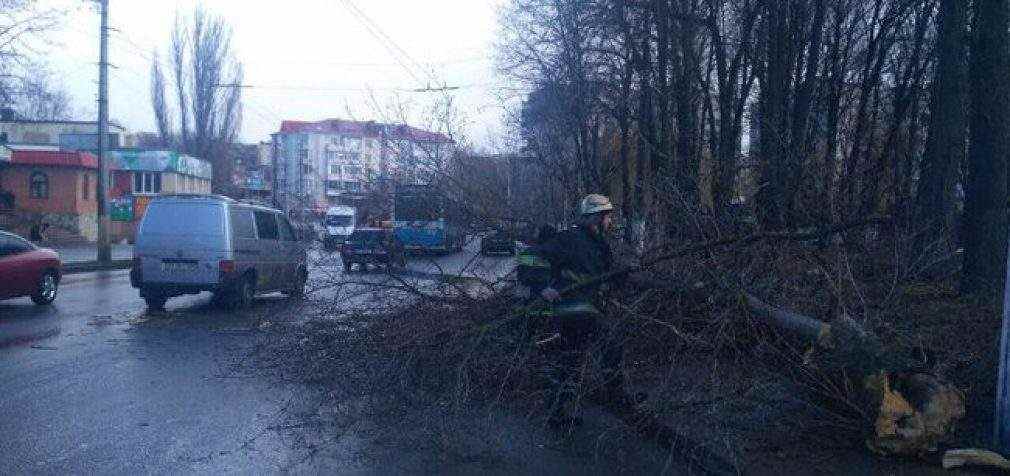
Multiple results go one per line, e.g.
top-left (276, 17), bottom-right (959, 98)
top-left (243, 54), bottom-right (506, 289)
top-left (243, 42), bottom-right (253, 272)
top-left (323, 206), bottom-right (356, 251)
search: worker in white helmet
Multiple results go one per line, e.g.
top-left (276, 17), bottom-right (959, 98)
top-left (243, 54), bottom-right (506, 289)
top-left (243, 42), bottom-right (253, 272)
top-left (539, 193), bottom-right (630, 427)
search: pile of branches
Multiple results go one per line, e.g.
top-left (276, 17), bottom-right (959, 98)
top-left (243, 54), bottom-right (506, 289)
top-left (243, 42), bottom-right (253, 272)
top-left (268, 216), bottom-right (1000, 472)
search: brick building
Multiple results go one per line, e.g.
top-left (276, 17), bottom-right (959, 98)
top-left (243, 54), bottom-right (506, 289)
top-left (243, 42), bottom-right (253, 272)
top-left (0, 147), bottom-right (98, 241)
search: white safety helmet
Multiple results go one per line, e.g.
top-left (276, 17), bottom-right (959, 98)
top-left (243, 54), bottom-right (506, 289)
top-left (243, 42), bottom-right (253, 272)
top-left (579, 194), bottom-right (614, 216)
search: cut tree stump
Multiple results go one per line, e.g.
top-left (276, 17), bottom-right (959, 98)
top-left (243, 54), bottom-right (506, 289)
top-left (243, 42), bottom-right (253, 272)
top-left (745, 293), bottom-right (965, 457)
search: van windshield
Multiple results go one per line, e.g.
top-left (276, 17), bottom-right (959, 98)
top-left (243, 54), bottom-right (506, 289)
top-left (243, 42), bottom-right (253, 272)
top-left (143, 202), bottom-right (224, 235)
top-left (326, 215), bottom-right (353, 227)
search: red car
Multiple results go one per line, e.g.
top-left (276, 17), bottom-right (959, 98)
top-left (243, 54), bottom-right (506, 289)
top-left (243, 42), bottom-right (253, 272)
top-left (0, 231), bottom-right (61, 305)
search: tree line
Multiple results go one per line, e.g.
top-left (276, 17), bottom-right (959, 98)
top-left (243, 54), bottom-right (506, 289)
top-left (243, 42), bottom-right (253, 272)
top-left (497, 0), bottom-right (1010, 298)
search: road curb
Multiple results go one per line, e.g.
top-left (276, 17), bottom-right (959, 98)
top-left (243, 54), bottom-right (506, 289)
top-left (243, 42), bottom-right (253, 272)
top-left (63, 259), bottom-right (133, 275)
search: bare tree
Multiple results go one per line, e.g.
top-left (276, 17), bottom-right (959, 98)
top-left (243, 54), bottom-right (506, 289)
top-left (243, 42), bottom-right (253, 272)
top-left (16, 66), bottom-right (73, 120)
top-left (914, 0), bottom-right (966, 259)
top-left (150, 6), bottom-right (244, 195)
top-left (962, 0), bottom-right (1009, 296)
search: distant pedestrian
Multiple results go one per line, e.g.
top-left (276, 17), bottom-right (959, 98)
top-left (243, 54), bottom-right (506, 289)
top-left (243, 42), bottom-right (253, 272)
top-left (30, 222), bottom-right (49, 242)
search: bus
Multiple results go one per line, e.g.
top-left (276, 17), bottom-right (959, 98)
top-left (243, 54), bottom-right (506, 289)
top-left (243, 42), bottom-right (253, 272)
top-left (392, 183), bottom-right (464, 253)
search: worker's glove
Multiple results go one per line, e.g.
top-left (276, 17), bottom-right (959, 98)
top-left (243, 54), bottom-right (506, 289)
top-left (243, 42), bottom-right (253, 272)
top-left (540, 287), bottom-right (560, 302)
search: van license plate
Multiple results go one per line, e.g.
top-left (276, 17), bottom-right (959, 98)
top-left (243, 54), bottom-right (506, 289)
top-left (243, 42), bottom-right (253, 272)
top-left (161, 261), bottom-right (197, 273)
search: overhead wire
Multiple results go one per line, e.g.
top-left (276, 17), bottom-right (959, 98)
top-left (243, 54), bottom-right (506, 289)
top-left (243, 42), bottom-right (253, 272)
top-left (338, 0), bottom-right (448, 90)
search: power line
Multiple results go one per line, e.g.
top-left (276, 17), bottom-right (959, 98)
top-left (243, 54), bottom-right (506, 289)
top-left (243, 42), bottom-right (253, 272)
top-left (244, 56), bottom-right (487, 68)
top-left (338, 0), bottom-right (455, 92)
top-left (338, 0), bottom-right (425, 87)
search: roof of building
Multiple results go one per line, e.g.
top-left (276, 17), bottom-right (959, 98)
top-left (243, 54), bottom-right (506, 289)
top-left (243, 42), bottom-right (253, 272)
top-left (107, 149), bottom-right (213, 179)
top-left (6, 144), bottom-right (62, 152)
top-left (10, 149), bottom-right (98, 169)
top-left (278, 119), bottom-right (453, 143)
top-left (0, 119), bottom-right (125, 130)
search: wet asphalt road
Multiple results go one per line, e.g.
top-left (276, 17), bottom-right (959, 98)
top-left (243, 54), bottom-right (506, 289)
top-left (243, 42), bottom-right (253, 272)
top-left (0, 243), bottom-right (519, 474)
top-left (0, 270), bottom-right (311, 473)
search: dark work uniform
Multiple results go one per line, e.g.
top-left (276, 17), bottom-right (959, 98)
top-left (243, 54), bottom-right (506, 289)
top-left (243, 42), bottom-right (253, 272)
top-left (539, 226), bottom-right (624, 417)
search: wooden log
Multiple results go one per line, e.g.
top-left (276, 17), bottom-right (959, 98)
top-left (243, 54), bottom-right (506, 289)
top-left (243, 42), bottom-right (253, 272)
top-left (744, 293), bottom-right (827, 342)
top-left (942, 448), bottom-right (1010, 470)
top-left (744, 293), bottom-right (966, 457)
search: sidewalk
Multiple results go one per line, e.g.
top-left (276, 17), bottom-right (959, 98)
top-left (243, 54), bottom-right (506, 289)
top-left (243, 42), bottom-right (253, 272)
top-left (47, 243), bottom-right (134, 264)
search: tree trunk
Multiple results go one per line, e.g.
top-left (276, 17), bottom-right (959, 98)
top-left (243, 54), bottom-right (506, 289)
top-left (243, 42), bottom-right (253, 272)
top-left (756, 0), bottom-right (792, 229)
top-left (653, 0), bottom-right (671, 180)
top-left (962, 0), bottom-right (1010, 296)
top-left (674, 2), bottom-right (701, 215)
top-left (616, 0), bottom-right (634, 241)
top-left (915, 0), bottom-right (966, 259)
top-left (745, 294), bottom-right (965, 457)
top-left (635, 31), bottom-right (655, 224)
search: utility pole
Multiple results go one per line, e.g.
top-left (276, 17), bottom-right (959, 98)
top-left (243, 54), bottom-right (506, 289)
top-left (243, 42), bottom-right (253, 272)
top-left (96, 0), bottom-right (111, 264)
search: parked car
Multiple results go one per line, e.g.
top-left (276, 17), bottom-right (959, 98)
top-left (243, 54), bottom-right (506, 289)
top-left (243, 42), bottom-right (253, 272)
top-left (340, 228), bottom-right (405, 273)
top-left (131, 194), bottom-right (308, 311)
top-left (0, 231), bottom-right (61, 305)
top-left (480, 229), bottom-right (516, 255)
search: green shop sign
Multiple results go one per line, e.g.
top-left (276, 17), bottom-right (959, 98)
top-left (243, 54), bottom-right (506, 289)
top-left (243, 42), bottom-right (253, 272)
top-left (110, 196), bottom-right (134, 221)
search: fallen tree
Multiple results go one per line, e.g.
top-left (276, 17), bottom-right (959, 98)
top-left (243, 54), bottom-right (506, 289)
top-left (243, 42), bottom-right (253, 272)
top-left (744, 293), bottom-right (966, 456)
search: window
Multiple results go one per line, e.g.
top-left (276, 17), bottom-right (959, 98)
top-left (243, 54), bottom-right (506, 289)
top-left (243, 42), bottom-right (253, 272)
top-left (140, 202), bottom-right (224, 236)
top-left (326, 180), bottom-right (343, 191)
top-left (276, 215), bottom-right (296, 241)
top-left (345, 181), bottom-right (362, 193)
top-left (29, 171), bottom-right (48, 199)
top-left (343, 166), bottom-right (363, 177)
top-left (298, 149), bottom-right (309, 163)
top-left (253, 211), bottom-right (279, 240)
top-left (82, 173), bottom-right (90, 200)
top-left (328, 163), bottom-right (341, 176)
top-left (133, 172), bottom-right (162, 194)
top-left (230, 208), bottom-right (256, 239)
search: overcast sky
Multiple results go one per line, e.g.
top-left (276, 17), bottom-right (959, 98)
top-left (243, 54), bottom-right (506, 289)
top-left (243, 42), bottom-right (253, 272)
top-left (38, 0), bottom-right (510, 147)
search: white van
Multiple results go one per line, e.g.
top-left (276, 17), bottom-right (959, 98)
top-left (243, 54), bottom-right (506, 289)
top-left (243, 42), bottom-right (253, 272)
top-left (130, 194), bottom-right (308, 310)
top-left (323, 205), bottom-right (356, 250)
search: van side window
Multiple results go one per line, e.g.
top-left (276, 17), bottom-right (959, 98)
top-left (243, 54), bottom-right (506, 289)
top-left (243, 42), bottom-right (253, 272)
top-left (230, 209), bottom-right (256, 239)
top-left (276, 216), bottom-right (295, 241)
top-left (254, 211), bottom-right (279, 240)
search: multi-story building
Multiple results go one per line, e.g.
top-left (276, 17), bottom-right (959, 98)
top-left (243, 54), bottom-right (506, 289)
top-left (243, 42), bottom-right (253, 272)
top-left (231, 141), bottom-right (273, 203)
top-left (271, 119), bottom-right (453, 214)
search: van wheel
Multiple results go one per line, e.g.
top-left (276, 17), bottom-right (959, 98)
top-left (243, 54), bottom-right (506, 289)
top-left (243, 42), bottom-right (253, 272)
top-left (286, 268), bottom-right (307, 298)
top-left (232, 276), bottom-right (255, 309)
top-left (145, 295), bottom-right (167, 311)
